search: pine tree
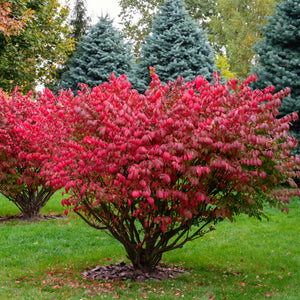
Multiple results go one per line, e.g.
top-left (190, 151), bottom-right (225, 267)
top-left (46, 0), bottom-right (91, 93)
top-left (60, 15), bottom-right (134, 93)
top-left (251, 0), bottom-right (300, 152)
top-left (133, 0), bottom-right (215, 92)
top-left (70, 0), bottom-right (90, 44)
top-left (119, 0), bottom-right (216, 55)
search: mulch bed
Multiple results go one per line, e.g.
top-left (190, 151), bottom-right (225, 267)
top-left (0, 214), bottom-right (64, 222)
top-left (83, 262), bottom-right (189, 282)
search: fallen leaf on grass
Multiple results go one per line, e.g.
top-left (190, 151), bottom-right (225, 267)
top-left (52, 285), bottom-right (61, 289)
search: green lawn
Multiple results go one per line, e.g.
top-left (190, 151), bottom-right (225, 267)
top-left (0, 192), bottom-right (299, 299)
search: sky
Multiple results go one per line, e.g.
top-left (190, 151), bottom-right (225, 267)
top-left (66, 0), bottom-right (123, 27)
top-left (87, 0), bottom-right (121, 23)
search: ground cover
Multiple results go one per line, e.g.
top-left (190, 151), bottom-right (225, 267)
top-left (0, 192), bottom-right (299, 299)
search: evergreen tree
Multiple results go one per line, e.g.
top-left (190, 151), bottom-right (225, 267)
top-left (70, 0), bottom-right (90, 45)
top-left (133, 0), bottom-right (215, 92)
top-left (251, 0), bottom-right (300, 151)
top-left (119, 0), bottom-right (216, 55)
top-left (60, 15), bottom-right (134, 93)
top-left (46, 0), bottom-right (90, 93)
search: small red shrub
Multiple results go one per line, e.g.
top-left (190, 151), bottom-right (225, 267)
top-left (0, 88), bottom-right (66, 218)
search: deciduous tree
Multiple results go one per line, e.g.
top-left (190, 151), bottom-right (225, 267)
top-left (0, 0), bottom-right (73, 93)
top-left (0, 0), bottom-right (33, 37)
top-left (215, 53), bottom-right (236, 81)
top-left (210, 0), bottom-right (279, 78)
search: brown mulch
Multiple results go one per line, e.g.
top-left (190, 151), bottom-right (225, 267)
top-left (83, 262), bottom-right (189, 282)
top-left (0, 214), bottom-right (65, 222)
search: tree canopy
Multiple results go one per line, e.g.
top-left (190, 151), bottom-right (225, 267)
top-left (69, 0), bottom-right (90, 45)
top-left (119, 0), bottom-right (279, 78)
top-left (0, 0), bottom-right (33, 38)
top-left (133, 0), bottom-right (215, 92)
top-left (210, 0), bottom-right (279, 78)
top-left (251, 0), bottom-right (300, 152)
top-left (118, 0), bottom-right (215, 55)
top-left (0, 0), bottom-right (73, 93)
top-left (252, 0), bottom-right (300, 115)
top-left (59, 15), bottom-right (135, 93)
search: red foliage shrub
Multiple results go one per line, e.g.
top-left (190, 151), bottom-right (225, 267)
top-left (0, 88), bottom-right (65, 218)
top-left (46, 69), bottom-right (300, 271)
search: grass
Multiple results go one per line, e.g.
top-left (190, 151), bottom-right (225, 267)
top-left (0, 192), bottom-right (299, 299)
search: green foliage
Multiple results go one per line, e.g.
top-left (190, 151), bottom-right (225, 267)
top-left (0, 0), bottom-right (73, 93)
top-left (70, 0), bottom-right (90, 45)
top-left (119, 0), bottom-right (278, 79)
top-left (46, 0), bottom-right (91, 93)
top-left (209, 0), bottom-right (279, 78)
top-left (251, 0), bottom-right (300, 153)
top-left (118, 0), bottom-right (216, 55)
top-left (59, 15), bottom-right (134, 93)
top-left (119, 0), bottom-right (162, 55)
top-left (133, 0), bottom-right (215, 92)
top-left (215, 53), bottom-right (236, 81)
top-left (252, 0), bottom-right (300, 116)
top-left (0, 1), bottom-right (34, 38)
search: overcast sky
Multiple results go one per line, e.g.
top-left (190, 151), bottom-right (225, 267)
top-left (65, 0), bottom-right (122, 27)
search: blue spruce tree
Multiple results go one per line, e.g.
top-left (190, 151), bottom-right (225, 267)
top-left (251, 0), bottom-right (300, 152)
top-left (252, 0), bottom-right (300, 114)
top-left (60, 16), bottom-right (134, 93)
top-left (133, 0), bottom-right (215, 92)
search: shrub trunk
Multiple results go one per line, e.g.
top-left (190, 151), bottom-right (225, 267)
top-left (2, 185), bottom-right (55, 219)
